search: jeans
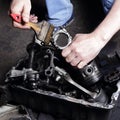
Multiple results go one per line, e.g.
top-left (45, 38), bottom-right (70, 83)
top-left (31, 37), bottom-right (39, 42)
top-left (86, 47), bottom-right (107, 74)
top-left (101, 0), bottom-right (114, 13)
top-left (45, 0), bottom-right (114, 27)
top-left (45, 0), bottom-right (73, 27)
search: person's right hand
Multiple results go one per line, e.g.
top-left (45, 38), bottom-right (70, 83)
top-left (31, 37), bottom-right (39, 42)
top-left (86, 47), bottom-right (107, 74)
top-left (10, 0), bottom-right (31, 29)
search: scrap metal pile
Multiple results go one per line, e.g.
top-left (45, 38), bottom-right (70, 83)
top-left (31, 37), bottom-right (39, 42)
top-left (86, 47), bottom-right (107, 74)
top-left (0, 20), bottom-right (120, 119)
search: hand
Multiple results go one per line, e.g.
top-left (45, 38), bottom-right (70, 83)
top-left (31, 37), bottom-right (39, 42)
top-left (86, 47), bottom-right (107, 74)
top-left (62, 33), bottom-right (105, 68)
top-left (10, 0), bottom-right (32, 29)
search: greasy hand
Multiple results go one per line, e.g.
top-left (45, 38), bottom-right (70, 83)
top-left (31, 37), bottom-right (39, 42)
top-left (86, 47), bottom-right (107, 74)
top-left (62, 33), bottom-right (105, 68)
top-left (10, 0), bottom-right (33, 29)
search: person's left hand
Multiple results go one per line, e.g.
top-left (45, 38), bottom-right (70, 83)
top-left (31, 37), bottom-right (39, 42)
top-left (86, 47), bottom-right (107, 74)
top-left (62, 33), bottom-right (105, 68)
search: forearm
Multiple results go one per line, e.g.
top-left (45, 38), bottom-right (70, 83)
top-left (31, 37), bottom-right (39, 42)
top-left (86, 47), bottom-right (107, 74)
top-left (93, 0), bottom-right (120, 45)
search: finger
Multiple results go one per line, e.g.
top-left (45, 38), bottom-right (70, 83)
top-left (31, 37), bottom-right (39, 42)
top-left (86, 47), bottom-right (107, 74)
top-left (29, 15), bottom-right (38, 23)
top-left (30, 18), bottom-right (38, 23)
top-left (22, 4), bottom-right (31, 22)
top-left (77, 60), bottom-right (88, 69)
top-left (70, 57), bottom-right (82, 66)
top-left (22, 12), bottom-right (30, 23)
top-left (65, 51), bottom-right (76, 63)
top-left (10, 2), bottom-right (23, 15)
top-left (13, 21), bottom-right (30, 29)
top-left (62, 47), bottom-right (71, 57)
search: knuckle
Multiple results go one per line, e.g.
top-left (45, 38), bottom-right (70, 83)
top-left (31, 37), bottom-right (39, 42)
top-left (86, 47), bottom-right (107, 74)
top-left (71, 63), bottom-right (75, 66)
top-left (71, 43), bottom-right (76, 49)
top-left (66, 58), bottom-right (70, 63)
top-left (71, 61), bottom-right (77, 66)
top-left (10, 8), bottom-right (16, 13)
top-left (75, 47), bottom-right (80, 53)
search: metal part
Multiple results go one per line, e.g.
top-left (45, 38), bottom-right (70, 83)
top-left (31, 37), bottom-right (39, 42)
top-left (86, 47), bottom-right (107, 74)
top-left (110, 81), bottom-right (120, 103)
top-left (0, 20), bottom-right (120, 120)
top-left (0, 45), bottom-right (120, 116)
top-left (55, 66), bottom-right (98, 99)
top-left (6, 68), bottom-right (38, 79)
top-left (52, 28), bottom-right (72, 49)
top-left (104, 69), bottom-right (120, 83)
top-left (80, 60), bottom-right (102, 86)
top-left (0, 104), bottom-right (32, 120)
top-left (45, 49), bottom-right (55, 77)
top-left (6, 68), bottom-right (39, 89)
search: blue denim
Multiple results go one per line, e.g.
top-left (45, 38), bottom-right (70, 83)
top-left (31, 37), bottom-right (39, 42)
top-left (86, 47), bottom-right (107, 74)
top-left (45, 0), bottom-right (73, 27)
top-left (45, 0), bottom-right (114, 27)
top-left (101, 0), bottom-right (114, 13)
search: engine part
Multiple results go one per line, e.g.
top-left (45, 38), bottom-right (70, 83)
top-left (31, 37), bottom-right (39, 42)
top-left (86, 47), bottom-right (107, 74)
top-left (55, 66), bottom-right (98, 99)
top-left (44, 49), bottom-right (55, 77)
top-left (0, 104), bottom-right (32, 120)
top-left (52, 27), bottom-right (72, 49)
top-left (3, 44), bottom-right (120, 109)
top-left (0, 20), bottom-right (120, 120)
top-left (80, 60), bottom-right (102, 87)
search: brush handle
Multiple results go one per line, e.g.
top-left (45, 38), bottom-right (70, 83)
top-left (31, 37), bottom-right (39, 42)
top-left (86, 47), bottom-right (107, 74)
top-left (26, 22), bottom-right (41, 32)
